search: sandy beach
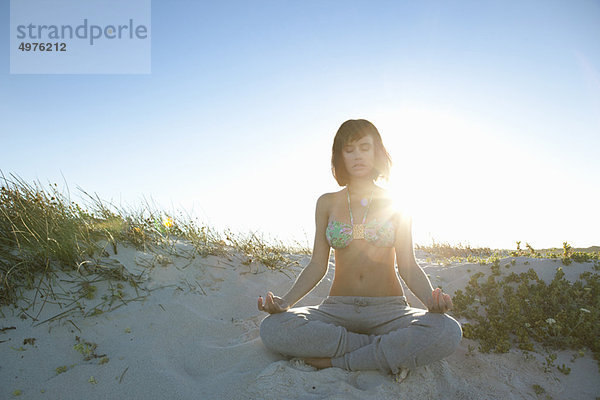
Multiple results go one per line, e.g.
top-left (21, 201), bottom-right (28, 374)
top-left (4, 0), bottom-right (600, 398)
top-left (1, 240), bottom-right (599, 400)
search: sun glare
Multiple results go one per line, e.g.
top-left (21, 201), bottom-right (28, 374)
top-left (376, 107), bottom-right (506, 247)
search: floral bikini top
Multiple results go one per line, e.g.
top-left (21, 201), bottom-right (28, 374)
top-left (326, 188), bottom-right (396, 249)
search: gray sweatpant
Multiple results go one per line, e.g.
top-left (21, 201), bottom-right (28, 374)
top-left (259, 296), bottom-right (462, 374)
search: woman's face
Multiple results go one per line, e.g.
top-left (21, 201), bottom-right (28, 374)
top-left (342, 135), bottom-right (376, 179)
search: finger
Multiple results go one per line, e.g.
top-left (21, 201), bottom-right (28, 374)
top-left (430, 289), bottom-right (442, 313)
top-left (437, 293), bottom-right (449, 312)
top-left (258, 297), bottom-right (263, 311)
top-left (426, 297), bottom-right (434, 312)
top-left (432, 289), bottom-right (440, 310)
top-left (443, 293), bottom-right (453, 310)
top-left (267, 294), bottom-right (277, 311)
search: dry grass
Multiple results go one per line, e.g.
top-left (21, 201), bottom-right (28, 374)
top-left (0, 172), bottom-right (306, 315)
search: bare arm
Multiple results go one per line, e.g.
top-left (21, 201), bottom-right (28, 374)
top-left (258, 194), bottom-right (331, 313)
top-left (394, 213), bottom-right (453, 313)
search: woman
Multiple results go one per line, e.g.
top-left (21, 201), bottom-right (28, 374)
top-left (257, 119), bottom-right (462, 376)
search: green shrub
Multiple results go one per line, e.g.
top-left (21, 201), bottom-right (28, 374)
top-left (453, 264), bottom-right (600, 369)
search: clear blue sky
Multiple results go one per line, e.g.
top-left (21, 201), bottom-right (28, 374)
top-left (1, 0), bottom-right (599, 249)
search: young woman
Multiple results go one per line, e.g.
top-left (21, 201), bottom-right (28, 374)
top-left (257, 119), bottom-right (462, 376)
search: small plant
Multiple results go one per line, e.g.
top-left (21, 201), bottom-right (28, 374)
top-left (557, 363), bottom-right (571, 375)
top-left (544, 353), bottom-right (557, 373)
top-left (56, 366), bottom-right (68, 374)
top-left (74, 341), bottom-right (96, 359)
top-left (73, 336), bottom-right (105, 361)
top-left (571, 349), bottom-right (585, 362)
top-left (562, 241), bottom-right (573, 265)
top-left (80, 282), bottom-right (97, 300)
top-left (513, 241), bottom-right (523, 256)
top-left (532, 384), bottom-right (545, 395)
top-left (490, 263), bottom-right (500, 276)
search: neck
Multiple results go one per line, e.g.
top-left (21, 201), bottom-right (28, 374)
top-left (347, 179), bottom-right (375, 197)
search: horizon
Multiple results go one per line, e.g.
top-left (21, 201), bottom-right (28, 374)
top-left (1, 169), bottom-right (597, 253)
top-left (2, 1), bottom-right (599, 250)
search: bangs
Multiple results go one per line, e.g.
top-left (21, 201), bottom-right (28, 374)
top-left (343, 131), bottom-right (369, 146)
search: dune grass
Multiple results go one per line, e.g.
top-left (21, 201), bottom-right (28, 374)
top-left (0, 173), bottom-right (307, 311)
top-left (2, 173), bottom-right (599, 372)
top-left (415, 241), bottom-right (496, 264)
top-left (416, 239), bottom-right (599, 266)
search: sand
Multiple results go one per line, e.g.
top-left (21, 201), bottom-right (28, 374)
top-left (1, 241), bottom-right (599, 399)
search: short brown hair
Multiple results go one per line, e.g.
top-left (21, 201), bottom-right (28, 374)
top-left (331, 119), bottom-right (392, 186)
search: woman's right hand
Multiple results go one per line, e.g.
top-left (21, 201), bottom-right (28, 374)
top-left (258, 291), bottom-right (290, 314)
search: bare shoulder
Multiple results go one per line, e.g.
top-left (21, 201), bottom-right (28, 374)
top-left (313, 191), bottom-right (331, 218)
top-left (316, 189), bottom-right (345, 207)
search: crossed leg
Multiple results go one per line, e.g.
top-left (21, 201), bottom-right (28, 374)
top-left (259, 298), bottom-right (462, 374)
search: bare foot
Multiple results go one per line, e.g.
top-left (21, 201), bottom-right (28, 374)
top-left (394, 368), bottom-right (410, 383)
top-left (303, 357), bottom-right (332, 369)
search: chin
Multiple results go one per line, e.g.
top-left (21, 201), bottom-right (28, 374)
top-left (351, 168), bottom-right (373, 178)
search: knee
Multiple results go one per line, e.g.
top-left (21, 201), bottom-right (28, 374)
top-left (421, 312), bottom-right (462, 346)
top-left (259, 313), bottom-right (288, 353)
top-left (410, 313), bottom-right (462, 369)
top-left (441, 313), bottom-right (463, 353)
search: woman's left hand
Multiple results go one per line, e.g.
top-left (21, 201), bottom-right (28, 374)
top-left (427, 288), bottom-right (453, 313)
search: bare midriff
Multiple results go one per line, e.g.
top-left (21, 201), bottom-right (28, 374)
top-left (328, 241), bottom-right (404, 297)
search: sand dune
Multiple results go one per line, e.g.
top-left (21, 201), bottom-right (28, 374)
top-left (1, 241), bottom-right (598, 399)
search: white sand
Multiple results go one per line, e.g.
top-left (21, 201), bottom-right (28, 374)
top-left (1, 242), bottom-right (599, 399)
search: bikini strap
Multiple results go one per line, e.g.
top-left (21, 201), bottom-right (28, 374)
top-left (347, 187), bottom-right (374, 225)
top-left (347, 188), bottom-right (353, 225)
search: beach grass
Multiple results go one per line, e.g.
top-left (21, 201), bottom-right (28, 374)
top-left (1, 172), bottom-right (599, 371)
top-left (0, 172), bottom-right (306, 311)
top-left (416, 239), bottom-right (599, 266)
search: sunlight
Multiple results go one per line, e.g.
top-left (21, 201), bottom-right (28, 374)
top-left (376, 107), bottom-right (507, 247)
